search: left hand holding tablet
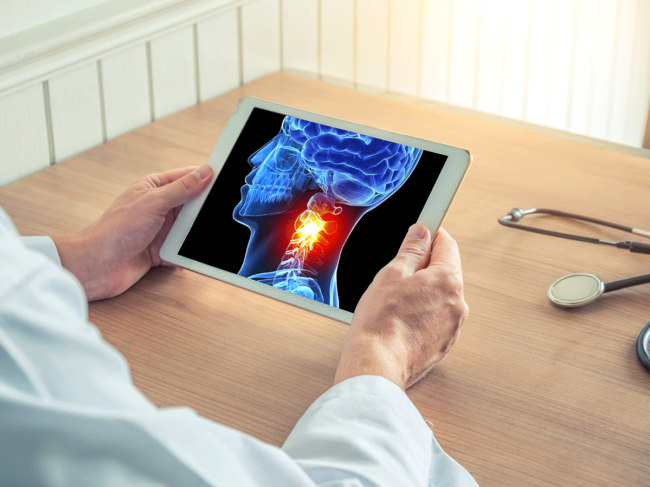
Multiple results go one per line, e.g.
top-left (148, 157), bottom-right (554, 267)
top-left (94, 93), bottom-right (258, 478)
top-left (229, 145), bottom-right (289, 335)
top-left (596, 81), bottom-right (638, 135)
top-left (52, 165), bottom-right (213, 301)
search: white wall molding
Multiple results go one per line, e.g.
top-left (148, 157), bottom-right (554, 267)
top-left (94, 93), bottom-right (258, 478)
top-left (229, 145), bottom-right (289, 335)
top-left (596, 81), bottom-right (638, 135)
top-left (0, 0), bottom-right (254, 97)
top-left (1, 0), bottom-right (648, 188)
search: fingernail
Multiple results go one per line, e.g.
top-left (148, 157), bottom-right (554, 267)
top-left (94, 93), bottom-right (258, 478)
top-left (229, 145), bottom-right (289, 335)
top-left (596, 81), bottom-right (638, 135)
top-left (192, 164), bottom-right (212, 180)
top-left (405, 224), bottom-right (427, 240)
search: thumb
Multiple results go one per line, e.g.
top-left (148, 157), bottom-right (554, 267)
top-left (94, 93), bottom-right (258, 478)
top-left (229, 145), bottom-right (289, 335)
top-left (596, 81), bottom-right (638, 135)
top-left (159, 164), bottom-right (213, 209)
top-left (392, 223), bottom-right (432, 274)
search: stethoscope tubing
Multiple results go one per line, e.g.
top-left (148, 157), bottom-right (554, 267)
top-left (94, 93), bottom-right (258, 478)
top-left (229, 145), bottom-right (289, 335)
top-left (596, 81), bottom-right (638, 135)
top-left (499, 207), bottom-right (650, 372)
top-left (498, 208), bottom-right (650, 254)
top-left (603, 273), bottom-right (650, 292)
top-left (501, 208), bottom-right (635, 233)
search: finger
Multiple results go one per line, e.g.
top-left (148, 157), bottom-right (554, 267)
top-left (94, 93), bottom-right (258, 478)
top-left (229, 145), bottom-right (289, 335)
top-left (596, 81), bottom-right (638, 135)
top-left (148, 166), bottom-right (199, 187)
top-left (158, 164), bottom-right (213, 209)
top-left (392, 223), bottom-right (433, 274)
top-left (173, 204), bottom-right (183, 221)
top-left (428, 228), bottom-right (462, 270)
top-left (149, 210), bottom-right (177, 266)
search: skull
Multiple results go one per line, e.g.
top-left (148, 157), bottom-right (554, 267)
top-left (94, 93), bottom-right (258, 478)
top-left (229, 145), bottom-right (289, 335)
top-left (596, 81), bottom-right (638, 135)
top-left (238, 133), bottom-right (314, 216)
top-left (236, 116), bottom-right (422, 217)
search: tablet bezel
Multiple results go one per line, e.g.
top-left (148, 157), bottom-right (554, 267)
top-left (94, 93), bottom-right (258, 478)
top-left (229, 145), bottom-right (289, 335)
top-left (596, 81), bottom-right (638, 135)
top-left (160, 97), bottom-right (471, 324)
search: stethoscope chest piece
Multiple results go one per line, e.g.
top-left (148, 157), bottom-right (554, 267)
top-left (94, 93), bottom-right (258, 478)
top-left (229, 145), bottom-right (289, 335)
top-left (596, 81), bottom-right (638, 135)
top-left (638, 322), bottom-right (650, 371)
top-left (548, 273), bottom-right (605, 307)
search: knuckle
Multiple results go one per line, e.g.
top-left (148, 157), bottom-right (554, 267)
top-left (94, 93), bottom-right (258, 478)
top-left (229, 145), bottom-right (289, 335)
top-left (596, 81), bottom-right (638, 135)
top-left (448, 234), bottom-right (460, 251)
top-left (439, 264), bottom-right (464, 289)
top-left (411, 270), bottom-right (433, 288)
top-left (382, 260), bottom-right (409, 281)
top-left (135, 173), bottom-right (157, 188)
top-left (399, 242), bottom-right (429, 259)
top-left (458, 299), bottom-right (469, 322)
top-left (175, 176), bottom-right (193, 193)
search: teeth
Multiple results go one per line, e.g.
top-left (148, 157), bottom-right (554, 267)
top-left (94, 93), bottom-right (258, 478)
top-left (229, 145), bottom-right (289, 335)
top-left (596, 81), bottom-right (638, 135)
top-left (247, 162), bottom-right (307, 208)
top-left (245, 183), bottom-right (301, 206)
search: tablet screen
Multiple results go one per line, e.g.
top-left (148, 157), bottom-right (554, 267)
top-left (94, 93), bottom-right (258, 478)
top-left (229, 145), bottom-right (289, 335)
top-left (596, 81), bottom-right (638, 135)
top-left (179, 108), bottom-right (447, 313)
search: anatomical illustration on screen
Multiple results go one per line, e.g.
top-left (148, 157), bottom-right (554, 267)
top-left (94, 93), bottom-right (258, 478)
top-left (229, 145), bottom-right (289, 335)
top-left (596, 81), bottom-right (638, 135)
top-left (178, 108), bottom-right (446, 312)
top-left (232, 116), bottom-right (423, 307)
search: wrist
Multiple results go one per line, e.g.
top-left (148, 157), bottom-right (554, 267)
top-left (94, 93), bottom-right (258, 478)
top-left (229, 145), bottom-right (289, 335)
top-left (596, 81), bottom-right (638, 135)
top-left (52, 232), bottom-right (112, 301)
top-left (334, 333), bottom-right (408, 390)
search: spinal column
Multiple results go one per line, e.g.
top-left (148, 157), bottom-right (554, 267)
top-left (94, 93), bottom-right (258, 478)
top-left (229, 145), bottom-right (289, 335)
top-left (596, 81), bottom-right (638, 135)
top-left (271, 195), bottom-right (340, 302)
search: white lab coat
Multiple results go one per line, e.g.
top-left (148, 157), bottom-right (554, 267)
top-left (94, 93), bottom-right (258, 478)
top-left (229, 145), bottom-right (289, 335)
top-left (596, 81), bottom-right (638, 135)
top-left (0, 207), bottom-right (478, 487)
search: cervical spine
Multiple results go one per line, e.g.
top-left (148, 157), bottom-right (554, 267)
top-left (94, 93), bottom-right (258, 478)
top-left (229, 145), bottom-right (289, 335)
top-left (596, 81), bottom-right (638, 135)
top-left (271, 195), bottom-right (340, 302)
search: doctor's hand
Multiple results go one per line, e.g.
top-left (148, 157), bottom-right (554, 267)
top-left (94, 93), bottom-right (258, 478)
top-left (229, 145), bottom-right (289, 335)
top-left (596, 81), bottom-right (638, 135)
top-left (52, 165), bottom-right (213, 301)
top-left (334, 225), bottom-right (468, 390)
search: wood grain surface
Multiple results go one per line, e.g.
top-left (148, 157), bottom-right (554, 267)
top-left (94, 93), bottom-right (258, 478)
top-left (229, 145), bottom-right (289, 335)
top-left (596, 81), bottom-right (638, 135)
top-left (1, 72), bottom-right (649, 486)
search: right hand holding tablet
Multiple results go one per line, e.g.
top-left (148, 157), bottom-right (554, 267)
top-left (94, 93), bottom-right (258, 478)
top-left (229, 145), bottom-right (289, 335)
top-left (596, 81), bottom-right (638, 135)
top-left (334, 225), bottom-right (468, 390)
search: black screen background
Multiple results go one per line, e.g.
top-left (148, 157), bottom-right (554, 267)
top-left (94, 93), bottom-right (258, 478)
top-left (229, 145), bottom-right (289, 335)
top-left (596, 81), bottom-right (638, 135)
top-left (179, 108), bottom-right (447, 312)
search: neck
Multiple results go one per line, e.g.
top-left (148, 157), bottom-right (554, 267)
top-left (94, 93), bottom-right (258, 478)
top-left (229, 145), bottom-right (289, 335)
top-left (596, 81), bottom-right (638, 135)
top-left (237, 197), bottom-right (366, 306)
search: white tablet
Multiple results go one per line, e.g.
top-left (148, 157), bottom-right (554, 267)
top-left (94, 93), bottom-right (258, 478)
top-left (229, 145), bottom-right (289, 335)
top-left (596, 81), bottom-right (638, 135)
top-left (160, 97), bottom-right (471, 323)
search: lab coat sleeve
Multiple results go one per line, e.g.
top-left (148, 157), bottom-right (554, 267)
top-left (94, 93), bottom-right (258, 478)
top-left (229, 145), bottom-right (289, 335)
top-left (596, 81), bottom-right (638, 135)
top-left (283, 376), bottom-right (479, 487)
top-left (0, 207), bottom-right (477, 487)
top-left (20, 236), bottom-right (62, 265)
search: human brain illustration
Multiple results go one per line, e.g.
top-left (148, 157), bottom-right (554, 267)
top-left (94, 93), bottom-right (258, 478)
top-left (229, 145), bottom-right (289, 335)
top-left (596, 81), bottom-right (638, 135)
top-left (282, 117), bottom-right (422, 206)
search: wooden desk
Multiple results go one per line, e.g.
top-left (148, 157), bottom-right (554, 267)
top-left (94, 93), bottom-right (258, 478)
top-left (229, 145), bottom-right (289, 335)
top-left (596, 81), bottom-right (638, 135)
top-left (1, 72), bottom-right (649, 486)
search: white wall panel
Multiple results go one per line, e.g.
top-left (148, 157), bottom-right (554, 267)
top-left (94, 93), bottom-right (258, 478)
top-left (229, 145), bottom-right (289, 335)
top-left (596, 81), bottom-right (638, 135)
top-left (0, 0), bottom-right (110, 38)
top-left (589, 0), bottom-right (618, 139)
top-left (356, 0), bottom-right (388, 91)
top-left (475, 0), bottom-right (506, 114)
top-left (241, 0), bottom-right (281, 83)
top-left (150, 27), bottom-right (197, 119)
top-left (525, 0), bottom-right (554, 125)
top-left (608, 0), bottom-right (639, 145)
top-left (320, 0), bottom-right (355, 84)
top-left (420, 0), bottom-right (453, 102)
top-left (388, 0), bottom-right (420, 95)
top-left (0, 85), bottom-right (50, 186)
top-left (282, 0), bottom-right (319, 74)
top-left (101, 45), bottom-right (151, 139)
top-left (49, 64), bottom-right (103, 162)
top-left (197, 9), bottom-right (240, 101)
top-left (546, 0), bottom-right (576, 130)
top-left (5, 0), bottom-right (650, 189)
top-left (628, 0), bottom-right (650, 147)
top-left (568, 0), bottom-right (598, 136)
top-left (501, 0), bottom-right (532, 120)
top-left (449, 0), bottom-right (479, 108)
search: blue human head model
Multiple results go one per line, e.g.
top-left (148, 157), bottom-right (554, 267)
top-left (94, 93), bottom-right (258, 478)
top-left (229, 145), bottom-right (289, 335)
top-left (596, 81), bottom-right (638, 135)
top-left (233, 116), bottom-right (423, 307)
top-left (234, 116), bottom-right (423, 218)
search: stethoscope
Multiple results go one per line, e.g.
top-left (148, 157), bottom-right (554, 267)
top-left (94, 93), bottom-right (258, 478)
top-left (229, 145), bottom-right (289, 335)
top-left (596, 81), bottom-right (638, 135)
top-left (498, 208), bottom-right (650, 371)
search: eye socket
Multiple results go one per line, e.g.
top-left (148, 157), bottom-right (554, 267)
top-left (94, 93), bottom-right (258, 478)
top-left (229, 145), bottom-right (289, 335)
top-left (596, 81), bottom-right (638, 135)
top-left (271, 146), bottom-right (302, 171)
